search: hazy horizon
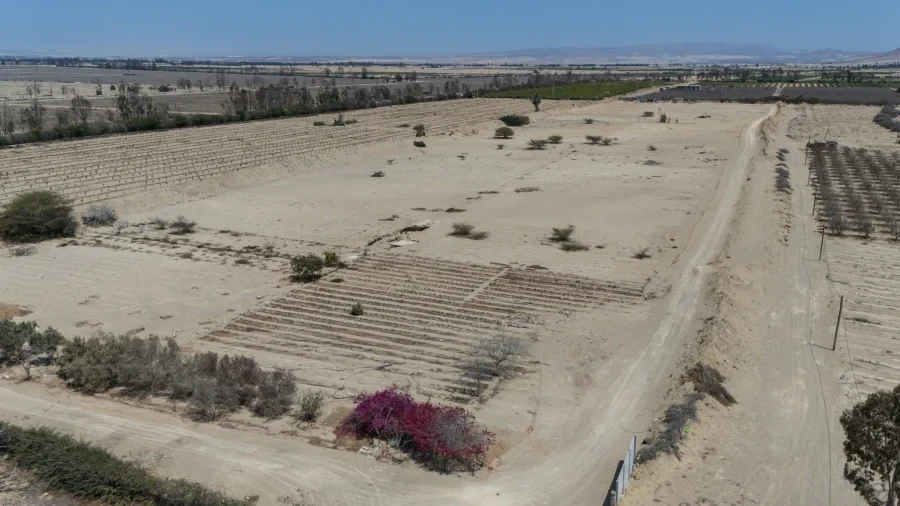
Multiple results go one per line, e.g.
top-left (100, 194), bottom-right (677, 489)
top-left (3, 0), bottom-right (896, 58)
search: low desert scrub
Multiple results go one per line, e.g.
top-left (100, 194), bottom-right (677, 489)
top-left (413, 140), bottom-right (426, 148)
top-left (0, 190), bottom-right (77, 243)
top-left (113, 221), bottom-right (129, 235)
top-left (169, 215), bottom-right (196, 235)
top-left (397, 123), bottom-right (411, 128)
top-left (386, 159), bottom-right (395, 165)
top-left (497, 144), bottom-right (504, 150)
top-left (686, 363), bottom-right (736, 406)
top-left (0, 422), bottom-right (248, 506)
top-left (295, 389), bottom-right (325, 422)
top-left (633, 246), bottom-right (653, 259)
top-left (150, 217), bottom-right (168, 230)
top-left (644, 160), bottom-right (661, 166)
top-left (514, 186), bottom-right (541, 193)
top-left (547, 135), bottom-right (563, 144)
top-left (56, 333), bottom-right (297, 422)
top-left (495, 126), bottom-right (514, 139)
top-left (350, 302), bottom-right (365, 316)
top-left (560, 242), bottom-right (589, 252)
top-left (636, 393), bottom-right (702, 464)
top-left (648, 144), bottom-right (658, 151)
top-left (527, 139), bottom-right (548, 150)
top-left (313, 121), bottom-right (326, 126)
top-left (81, 204), bottom-right (118, 227)
top-left (583, 118), bottom-right (594, 124)
top-left (659, 113), bottom-right (668, 123)
top-left (371, 171), bottom-right (385, 177)
top-left (445, 207), bottom-right (466, 213)
top-left (499, 114), bottom-right (530, 127)
top-left (550, 225), bottom-right (576, 242)
top-left (414, 123), bottom-right (427, 137)
top-left (178, 251), bottom-right (194, 259)
top-left (449, 222), bottom-right (488, 240)
top-left (291, 253), bottom-right (325, 281)
top-left (642, 111), bottom-right (655, 118)
top-left (586, 135), bottom-right (613, 145)
top-left (0, 319), bottom-right (65, 380)
top-left (337, 386), bottom-right (495, 472)
top-left (234, 258), bottom-right (250, 265)
top-left (8, 245), bottom-right (36, 257)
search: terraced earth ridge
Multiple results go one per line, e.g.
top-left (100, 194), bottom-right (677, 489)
top-left (0, 98), bottom-right (570, 206)
top-left (202, 252), bottom-right (645, 399)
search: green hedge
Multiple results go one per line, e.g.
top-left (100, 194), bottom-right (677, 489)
top-left (0, 423), bottom-right (249, 505)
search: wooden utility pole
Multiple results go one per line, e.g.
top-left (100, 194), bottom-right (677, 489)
top-left (832, 295), bottom-right (844, 351)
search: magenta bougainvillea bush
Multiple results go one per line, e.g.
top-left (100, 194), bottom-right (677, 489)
top-left (338, 386), bottom-right (495, 471)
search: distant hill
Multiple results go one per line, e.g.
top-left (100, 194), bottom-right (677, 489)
top-left (844, 48), bottom-right (900, 64)
top-left (443, 43), bottom-right (873, 65)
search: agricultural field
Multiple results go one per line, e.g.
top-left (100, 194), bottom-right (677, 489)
top-left (0, 97), bottom-right (774, 504)
top-left (482, 80), bottom-right (663, 99)
top-left (644, 85), bottom-right (900, 104)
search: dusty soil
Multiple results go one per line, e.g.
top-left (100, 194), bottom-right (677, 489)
top-left (1, 98), bottom-right (776, 505)
top-left (625, 104), bottom-right (900, 505)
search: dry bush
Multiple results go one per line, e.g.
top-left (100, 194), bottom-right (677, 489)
top-left (150, 217), bottom-right (168, 230)
top-left (527, 139), bottom-right (548, 150)
top-left (561, 242), bottom-right (589, 252)
top-left (585, 135), bottom-right (603, 145)
top-left (8, 245), bottom-right (36, 257)
top-left (633, 247), bottom-right (653, 259)
top-left (495, 127), bottom-right (514, 139)
top-left (81, 204), bottom-right (118, 227)
top-left (547, 135), bottom-right (563, 144)
top-left (462, 335), bottom-right (528, 396)
top-left (497, 144), bottom-right (505, 150)
top-left (514, 186), bottom-right (541, 193)
top-left (449, 223), bottom-right (475, 236)
top-left (323, 251), bottom-right (340, 267)
top-left (644, 160), bottom-right (661, 166)
top-left (295, 389), bottom-right (325, 422)
top-left (371, 171), bottom-right (385, 177)
top-left (189, 376), bottom-right (238, 421)
top-left (685, 363), bottom-right (736, 406)
top-left (253, 369), bottom-right (297, 418)
top-left (583, 118), bottom-right (594, 124)
top-left (445, 207), bottom-right (466, 213)
top-left (170, 215), bottom-right (196, 235)
top-left (659, 113), bottom-right (668, 123)
top-left (413, 140), bottom-right (426, 148)
top-left (636, 392), bottom-right (702, 463)
top-left (648, 145), bottom-right (658, 151)
top-left (350, 302), bottom-right (364, 316)
top-left (469, 231), bottom-right (489, 240)
top-left (642, 111), bottom-right (655, 118)
top-left (414, 124), bottom-right (427, 137)
top-left (600, 137), bottom-right (613, 146)
top-left (550, 225), bottom-right (575, 242)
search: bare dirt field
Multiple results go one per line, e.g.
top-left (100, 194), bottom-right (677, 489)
top-left (1, 98), bottom-right (801, 505)
top-left (644, 86), bottom-right (900, 105)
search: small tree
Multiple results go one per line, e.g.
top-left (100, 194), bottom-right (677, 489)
top-left (467, 335), bottom-right (528, 379)
top-left (840, 385), bottom-right (900, 506)
top-left (70, 95), bottom-right (92, 124)
top-left (547, 135), bottom-right (563, 144)
top-left (413, 124), bottom-right (427, 137)
top-left (527, 139), bottom-right (548, 150)
top-left (495, 127), bottom-right (514, 139)
top-left (550, 225), bottom-right (576, 242)
top-left (291, 253), bottom-right (325, 281)
top-left (0, 190), bottom-right (77, 242)
top-left (0, 319), bottom-right (65, 380)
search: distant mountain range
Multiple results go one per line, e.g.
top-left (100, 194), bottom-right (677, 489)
top-left (3, 43), bottom-right (898, 65)
top-left (439, 44), bottom-right (884, 65)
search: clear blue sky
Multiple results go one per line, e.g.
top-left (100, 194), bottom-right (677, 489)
top-left (3, 0), bottom-right (896, 56)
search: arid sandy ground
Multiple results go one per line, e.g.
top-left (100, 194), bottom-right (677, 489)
top-left (1, 98), bottom-right (794, 505)
top-left (626, 105), bottom-right (899, 506)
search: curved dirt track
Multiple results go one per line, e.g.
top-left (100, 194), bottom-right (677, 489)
top-left (0, 106), bottom-right (777, 505)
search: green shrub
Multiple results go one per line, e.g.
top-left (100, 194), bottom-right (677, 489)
top-left (413, 140), bottom-right (426, 147)
top-left (561, 242), bottom-right (589, 252)
top-left (499, 114), bottom-right (529, 127)
top-left (0, 423), bottom-right (248, 505)
top-left (313, 121), bottom-right (326, 126)
top-left (547, 135), bottom-right (563, 144)
top-left (450, 223), bottom-right (474, 236)
top-left (527, 139), bottom-right (548, 150)
top-left (583, 118), bottom-right (594, 124)
top-left (350, 302), bottom-right (365, 316)
top-left (291, 253), bottom-right (325, 281)
top-left (495, 126), bottom-right (514, 139)
top-left (253, 369), bottom-right (296, 418)
top-left (0, 191), bottom-right (77, 242)
top-left (323, 251), bottom-right (340, 267)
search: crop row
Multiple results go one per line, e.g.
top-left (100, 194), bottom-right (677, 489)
top-left (809, 142), bottom-right (900, 238)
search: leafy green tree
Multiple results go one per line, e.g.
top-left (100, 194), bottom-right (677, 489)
top-left (840, 385), bottom-right (900, 506)
top-left (0, 319), bottom-right (65, 379)
top-left (290, 253), bottom-right (325, 281)
top-left (0, 190), bottom-right (77, 242)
